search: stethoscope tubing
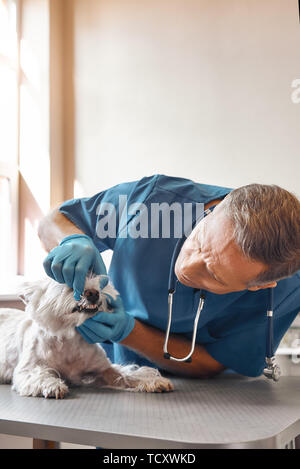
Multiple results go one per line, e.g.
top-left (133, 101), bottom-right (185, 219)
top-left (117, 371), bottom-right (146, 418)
top-left (163, 289), bottom-right (205, 362)
top-left (164, 207), bottom-right (213, 363)
top-left (266, 287), bottom-right (274, 359)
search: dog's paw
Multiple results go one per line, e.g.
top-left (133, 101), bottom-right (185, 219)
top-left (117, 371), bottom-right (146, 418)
top-left (103, 364), bottom-right (174, 393)
top-left (14, 377), bottom-right (69, 399)
top-left (41, 379), bottom-right (69, 399)
top-left (136, 376), bottom-right (174, 393)
top-left (119, 365), bottom-right (174, 393)
top-left (151, 376), bottom-right (174, 393)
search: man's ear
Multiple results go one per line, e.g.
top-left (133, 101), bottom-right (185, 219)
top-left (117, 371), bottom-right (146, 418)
top-left (247, 282), bottom-right (277, 292)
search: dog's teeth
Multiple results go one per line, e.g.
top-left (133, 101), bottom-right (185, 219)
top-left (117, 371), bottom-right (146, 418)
top-left (75, 301), bottom-right (98, 313)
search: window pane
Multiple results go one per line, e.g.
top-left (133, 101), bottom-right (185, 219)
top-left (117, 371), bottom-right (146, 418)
top-left (0, 0), bottom-right (17, 63)
top-left (0, 0), bottom-right (18, 164)
top-left (0, 175), bottom-right (12, 280)
top-left (0, 62), bottom-right (18, 163)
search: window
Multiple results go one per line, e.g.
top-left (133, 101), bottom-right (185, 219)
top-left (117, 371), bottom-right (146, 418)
top-left (0, 177), bottom-right (12, 278)
top-left (0, 0), bottom-right (51, 283)
top-left (0, 0), bottom-right (74, 286)
top-left (0, 0), bottom-right (19, 281)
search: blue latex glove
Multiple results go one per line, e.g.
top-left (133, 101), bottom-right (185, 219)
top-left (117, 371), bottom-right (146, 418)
top-left (43, 234), bottom-right (107, 300)
top-left (76, 293), bottom-right (135, 344)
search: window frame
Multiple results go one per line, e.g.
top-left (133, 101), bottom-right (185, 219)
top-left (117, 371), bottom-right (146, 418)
top-left (0, 0), bottom-right (20, 277)
top-left (0, 0), bottom-right (75, 280)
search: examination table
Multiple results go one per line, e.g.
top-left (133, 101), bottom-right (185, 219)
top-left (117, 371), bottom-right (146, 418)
top-left (0, 375), bottom-right (299, 449)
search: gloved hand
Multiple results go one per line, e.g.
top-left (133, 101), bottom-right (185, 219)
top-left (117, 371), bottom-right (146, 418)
top-left (43, 234), bottom-right (107, 301)
top-left (76, 292), bottom-right (135, 344)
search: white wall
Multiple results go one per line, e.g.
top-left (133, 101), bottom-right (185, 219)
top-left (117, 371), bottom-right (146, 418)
top-left (73, 0), bottom-right (300, 198)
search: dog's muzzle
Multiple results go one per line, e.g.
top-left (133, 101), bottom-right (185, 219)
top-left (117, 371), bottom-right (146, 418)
top-left (72, 288), bottom-right (102, 314)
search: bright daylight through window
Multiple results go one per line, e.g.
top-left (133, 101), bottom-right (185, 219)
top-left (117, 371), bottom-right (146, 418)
top-left (0, 0), bottom-right (18, 281)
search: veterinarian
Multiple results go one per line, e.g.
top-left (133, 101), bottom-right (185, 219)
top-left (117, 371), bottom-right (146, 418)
top-left (38, 175), bottom-right (300, 378)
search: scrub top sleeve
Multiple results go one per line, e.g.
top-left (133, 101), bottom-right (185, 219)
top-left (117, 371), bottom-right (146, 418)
top-left (59, 180), bottom-right (139, 252)
top-left (203, 307), bottom-right (299, 377)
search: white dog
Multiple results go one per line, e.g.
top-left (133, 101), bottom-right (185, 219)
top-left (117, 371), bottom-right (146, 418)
top-left (0, 274), bottom-right (173, 398)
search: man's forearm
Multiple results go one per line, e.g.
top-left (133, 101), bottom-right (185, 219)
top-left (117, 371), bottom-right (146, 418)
top-left (38, 208), bottom-right (84, 252)
top-left (121, 319), bottom-right (225, 378)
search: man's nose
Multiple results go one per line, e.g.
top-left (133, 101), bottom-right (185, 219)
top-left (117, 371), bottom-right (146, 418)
top-left (84, 289), bottom-right (99, 304)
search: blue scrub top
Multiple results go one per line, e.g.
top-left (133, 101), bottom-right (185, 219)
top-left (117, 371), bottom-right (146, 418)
top-left (59, 174), bottom-right (300, 377)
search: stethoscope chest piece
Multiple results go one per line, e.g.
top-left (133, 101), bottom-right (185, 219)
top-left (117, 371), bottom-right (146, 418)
top-left (263, 356), bottom-right (281, 382)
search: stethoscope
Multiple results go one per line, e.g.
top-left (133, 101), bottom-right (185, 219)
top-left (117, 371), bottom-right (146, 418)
top-left (163, 206), bottom-right (281, 382)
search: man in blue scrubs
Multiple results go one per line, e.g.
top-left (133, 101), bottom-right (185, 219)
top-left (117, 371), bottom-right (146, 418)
top-left (39, 175), bottom-right (300, 378)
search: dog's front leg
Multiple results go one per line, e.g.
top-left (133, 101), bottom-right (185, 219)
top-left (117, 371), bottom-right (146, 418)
top-left (77, 345), bottom-right (174, 393)
top-left (100, 364), bottom-right (174, 393)
top-left (12, 362), bottom-right (69, 399)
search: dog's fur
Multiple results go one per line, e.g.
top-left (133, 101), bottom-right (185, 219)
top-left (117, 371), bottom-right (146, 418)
top-left (0, 274), bottom-right (173, 398)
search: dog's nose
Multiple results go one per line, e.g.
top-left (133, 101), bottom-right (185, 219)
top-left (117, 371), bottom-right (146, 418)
top-left (84, 289), bottom-right (99, 304)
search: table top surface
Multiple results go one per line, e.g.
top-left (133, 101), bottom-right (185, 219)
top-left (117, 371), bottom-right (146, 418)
top-left (0, 374), bottom-right (300, 448)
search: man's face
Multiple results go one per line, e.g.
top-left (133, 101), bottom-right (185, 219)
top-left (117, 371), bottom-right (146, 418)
top-left (175, 204), bottom-right (274, 294)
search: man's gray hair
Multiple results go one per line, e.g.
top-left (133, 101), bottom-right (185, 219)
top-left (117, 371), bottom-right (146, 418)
top-left (221, 184), bottom-right (300, 287)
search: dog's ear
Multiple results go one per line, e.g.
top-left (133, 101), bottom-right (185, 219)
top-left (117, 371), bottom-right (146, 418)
top-left (18, 281), bottom-right (38, 305)
top-left (17, 279), bottom-right (48, 305)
